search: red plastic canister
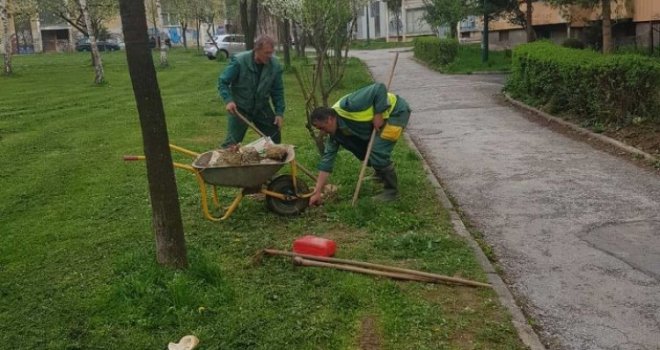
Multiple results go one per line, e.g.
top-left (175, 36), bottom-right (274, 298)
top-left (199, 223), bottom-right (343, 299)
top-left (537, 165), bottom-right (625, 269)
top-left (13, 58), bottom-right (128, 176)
top-left (292, 235), bottom-right (336, 257)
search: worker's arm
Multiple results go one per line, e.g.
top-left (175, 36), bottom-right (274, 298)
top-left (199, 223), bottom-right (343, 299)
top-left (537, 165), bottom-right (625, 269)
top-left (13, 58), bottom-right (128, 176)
top-left (370, 83), bottom-right (389, 130)
top-left (270, 63), bottom-right (285, 117)
top-left (309, 171), bottom-right (330, 206)
top-left (310, 136), bottom-right (339, 206)
top-left (271, 66), bottom-right (285, 129)
top-left (218, 56), bottom-right (239, 113)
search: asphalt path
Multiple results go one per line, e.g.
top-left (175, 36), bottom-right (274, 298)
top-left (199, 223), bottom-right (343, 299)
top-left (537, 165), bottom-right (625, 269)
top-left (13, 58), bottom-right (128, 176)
top-left (351, 49), bottom-right (660, 350)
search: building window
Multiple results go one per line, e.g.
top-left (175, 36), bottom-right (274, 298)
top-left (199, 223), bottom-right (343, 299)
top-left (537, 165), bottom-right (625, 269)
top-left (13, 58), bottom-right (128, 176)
top-left (461, 32), bottom-right (470, 39)
top-left (499, 30), bottom-right (509, 42)
top-left (405, 8), bottom-right (432, 34)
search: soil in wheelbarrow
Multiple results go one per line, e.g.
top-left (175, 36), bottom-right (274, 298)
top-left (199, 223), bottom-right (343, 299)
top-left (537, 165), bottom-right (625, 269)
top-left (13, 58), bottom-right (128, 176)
top-left (196, 145), bottom-right (289, 168)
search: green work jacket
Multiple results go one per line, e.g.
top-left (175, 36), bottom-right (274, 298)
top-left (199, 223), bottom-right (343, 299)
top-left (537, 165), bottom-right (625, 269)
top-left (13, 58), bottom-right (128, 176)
top-left (318, 83), bottom-right (410, 173)
top-left (218, 50), bottom-right (285, 118)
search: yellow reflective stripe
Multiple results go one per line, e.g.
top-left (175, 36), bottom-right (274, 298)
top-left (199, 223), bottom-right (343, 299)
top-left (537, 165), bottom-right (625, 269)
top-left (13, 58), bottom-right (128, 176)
top-left (333, 93), bottom-right (398, 122)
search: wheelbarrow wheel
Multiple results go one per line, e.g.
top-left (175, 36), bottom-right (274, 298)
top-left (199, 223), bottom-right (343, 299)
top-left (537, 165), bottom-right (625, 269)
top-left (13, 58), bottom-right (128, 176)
top-left (266, 175), bottom-right (309, 216)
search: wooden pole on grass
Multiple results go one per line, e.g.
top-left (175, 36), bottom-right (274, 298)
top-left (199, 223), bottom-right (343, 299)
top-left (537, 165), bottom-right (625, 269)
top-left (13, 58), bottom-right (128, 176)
top-left (264, 248), bottom-right (491, 288)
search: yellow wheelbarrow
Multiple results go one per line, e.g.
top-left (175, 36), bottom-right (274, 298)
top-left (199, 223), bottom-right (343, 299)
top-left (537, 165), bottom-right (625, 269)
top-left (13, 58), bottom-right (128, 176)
top-left (124, 144), bottom-right (315, 221)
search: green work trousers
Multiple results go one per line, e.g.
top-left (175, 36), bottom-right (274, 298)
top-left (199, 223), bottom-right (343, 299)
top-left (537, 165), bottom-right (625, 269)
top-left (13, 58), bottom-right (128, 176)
top-left (221, 109), bottom-right (281, 148)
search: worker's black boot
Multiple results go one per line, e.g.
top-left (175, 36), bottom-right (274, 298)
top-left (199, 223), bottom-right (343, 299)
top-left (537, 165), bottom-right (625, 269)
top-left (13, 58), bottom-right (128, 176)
top-left (366, 167), bottom-right (385, 183)
top-left (372, 164), bottom-right (398, 201)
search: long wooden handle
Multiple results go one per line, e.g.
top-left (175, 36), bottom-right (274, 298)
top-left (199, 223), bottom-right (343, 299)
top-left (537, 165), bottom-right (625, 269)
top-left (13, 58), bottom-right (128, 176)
top-left (351, 51), bottom-right (400, 206)
top-left (351, 129), bottom-right (378, 206)
top-left (233, 110), bottom-right (267, 138)
top-left (264, 249), bottom-right (491, 288)
top-left (294, 257), bottom-right (435, 283)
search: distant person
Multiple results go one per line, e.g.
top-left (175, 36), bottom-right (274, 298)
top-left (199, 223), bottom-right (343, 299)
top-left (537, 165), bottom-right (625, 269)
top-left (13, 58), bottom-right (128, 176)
top-left (308, 83), bottom-right (411, 204)
top-left (217, 35), bottom-right (284, 147)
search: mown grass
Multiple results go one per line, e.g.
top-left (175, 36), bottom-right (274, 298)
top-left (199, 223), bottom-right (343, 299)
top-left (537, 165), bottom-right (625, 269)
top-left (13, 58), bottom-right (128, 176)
top-left (0, 49), bottom-right (525, 349)
top-left (440, 44), bottom-right (511, 74)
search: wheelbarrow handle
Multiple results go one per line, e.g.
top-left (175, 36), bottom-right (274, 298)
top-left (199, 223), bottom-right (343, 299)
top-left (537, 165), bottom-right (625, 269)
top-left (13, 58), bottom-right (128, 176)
top-left (123, 155), bottom-right (145, 161)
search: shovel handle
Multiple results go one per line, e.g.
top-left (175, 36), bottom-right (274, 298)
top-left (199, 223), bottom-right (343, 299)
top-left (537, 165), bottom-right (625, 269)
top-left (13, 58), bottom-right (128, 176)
top-left (351, 52), bottom-right (400, 206)
top-left (233, 110), bottom-right (267, 138)
top-left (123, 155), bottom-right (145, 161)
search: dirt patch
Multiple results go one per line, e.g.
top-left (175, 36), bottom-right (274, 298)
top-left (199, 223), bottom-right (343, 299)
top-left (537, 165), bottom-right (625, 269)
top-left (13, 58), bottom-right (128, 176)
top-left (358, 315), bottom-right (382, 350)
top-left (499, 94), bottom-right (660, 174)
top-left (603, 123), bottom-right (660, 156)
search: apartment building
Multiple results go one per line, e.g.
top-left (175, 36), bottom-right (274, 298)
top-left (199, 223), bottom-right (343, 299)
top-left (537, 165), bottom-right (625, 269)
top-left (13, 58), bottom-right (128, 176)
top-left (353, 0), bottom-right (449, 41)
top-left (0, 2), bottom-right (212, 54)
top-left (467, 0), bottom-right (660, 50)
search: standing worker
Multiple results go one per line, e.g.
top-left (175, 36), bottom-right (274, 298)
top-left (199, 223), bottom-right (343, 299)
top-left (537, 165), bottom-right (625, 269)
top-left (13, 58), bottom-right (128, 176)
top-left (217, 35), bottom-right (285, 147)
top-left (308, 83), bottom-right (411, 205)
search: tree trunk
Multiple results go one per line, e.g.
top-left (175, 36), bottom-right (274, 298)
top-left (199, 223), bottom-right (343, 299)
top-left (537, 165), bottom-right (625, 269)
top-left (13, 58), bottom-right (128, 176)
top-left (155, 0), bottom-right (168, 66)
top-left (239, 0), bottom-right (250, 49)
top-left (526, 0), bottom-right (535, 42)
top-left (180, 22), bottom-right (187, 49)
top-left (450, 21), bottom-right (458, 39)
top-left (395, 12), bottom-right (401, 41)
top-left (1, 0), bottom-right (12, 76)
top-left (78, 0), bottom-right (104, 84)
top-left (248, 0), bottom-right (258, 48)
top-left (118, 0), bottom-right (188, 269)
top-left (601, 0), bottom-right (612, 53)
top-left (292, 21), bottom-right (303, 57)
top-left (282, 18), bottom-right (290, 68)
top-left (195, 19), bottom-right (201, 51)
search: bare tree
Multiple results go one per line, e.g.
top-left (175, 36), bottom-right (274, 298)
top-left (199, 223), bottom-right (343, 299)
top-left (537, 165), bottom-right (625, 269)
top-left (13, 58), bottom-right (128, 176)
top-left (548, 0), bottom-right (633, 53)
top-left (155, 0), bottom-right (168, 66)
top-left (1, 0), bottom-right (12, 75)
top-left (78, 0), bottom-right (104, 84)
top-left (264, 0), bottom-right (364, 153)
top-left (385, 0), bottom-right (402, 41)
top-left (37, 0), bottom-right (117, 39)
top-left (239, 0), bottom-right (257, 49)
top-left (118, 0), bottom-right (188, 269)
top-left (525, 0), bottom-right (537, 42)
top-left (163, 0), bottom-right (191, 48)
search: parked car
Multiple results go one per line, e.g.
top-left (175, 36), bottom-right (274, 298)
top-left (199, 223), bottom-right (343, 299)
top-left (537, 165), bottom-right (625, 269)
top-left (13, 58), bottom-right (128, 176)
top-left (75, 38), bottom-right (121, 52)
top-left (204, 34), bottom-right (246, 60)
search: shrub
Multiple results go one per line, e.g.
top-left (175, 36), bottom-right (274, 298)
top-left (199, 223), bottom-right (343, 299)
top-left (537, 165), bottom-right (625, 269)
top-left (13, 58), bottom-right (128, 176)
top-left (414, 37), bottom-right (459, 66)
top-left (614, 44), bottom-right (651, 56)
top-left (562, 38), bottom-right (585, 49)
top-left (506, 41), bottom-right (660, 125)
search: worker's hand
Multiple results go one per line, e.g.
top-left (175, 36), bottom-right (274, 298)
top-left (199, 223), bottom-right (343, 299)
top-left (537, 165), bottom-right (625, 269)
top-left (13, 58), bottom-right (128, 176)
top-left (225, 101), bottom-right (238, 115)
top-left (309, 191), bottom-right (323, 207)
top-left (372, 114), bottom-right (384, 131)
top-left (274, 116), bottom-right (284, 129)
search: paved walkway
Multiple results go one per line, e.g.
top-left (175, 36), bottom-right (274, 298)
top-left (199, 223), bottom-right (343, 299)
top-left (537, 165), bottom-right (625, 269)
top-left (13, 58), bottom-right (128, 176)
top-left (352, 49), bottom-right (660, 350)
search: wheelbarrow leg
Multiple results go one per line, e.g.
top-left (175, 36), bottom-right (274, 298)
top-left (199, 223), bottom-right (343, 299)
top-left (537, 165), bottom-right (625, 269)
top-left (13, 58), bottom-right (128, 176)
top-left (219, 192), bottom-right (244, 220)
top-left (194, 171), bottom-right (243, 221)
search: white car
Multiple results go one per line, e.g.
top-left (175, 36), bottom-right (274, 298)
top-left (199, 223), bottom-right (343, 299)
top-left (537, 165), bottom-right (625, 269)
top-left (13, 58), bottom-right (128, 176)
top-left (204, 34), bottom-right (246, 59)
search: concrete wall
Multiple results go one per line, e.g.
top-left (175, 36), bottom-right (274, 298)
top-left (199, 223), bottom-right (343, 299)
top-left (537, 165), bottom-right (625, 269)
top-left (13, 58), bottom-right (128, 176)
top-left (634, 0), bottom-right (660, 22)
top-left (635, 21), bottom-right (660, 49)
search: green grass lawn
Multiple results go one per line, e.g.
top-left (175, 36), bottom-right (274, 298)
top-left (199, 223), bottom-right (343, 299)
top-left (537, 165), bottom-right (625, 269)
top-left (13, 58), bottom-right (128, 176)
top-left (439, 44), bottom-right (511, 74)
top-left (0, 49), bottom-right (525, 349)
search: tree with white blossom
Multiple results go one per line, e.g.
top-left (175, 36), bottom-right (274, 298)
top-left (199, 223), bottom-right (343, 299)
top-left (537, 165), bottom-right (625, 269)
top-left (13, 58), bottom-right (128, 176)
top-left (263, 0), bottom-right (367, 152)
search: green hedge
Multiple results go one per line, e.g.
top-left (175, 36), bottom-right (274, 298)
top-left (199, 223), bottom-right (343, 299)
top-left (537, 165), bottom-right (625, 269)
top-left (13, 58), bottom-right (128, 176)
top-left (414, 37), bottom-right (459, 66)
top-left (506, 41), bottom-right (660, 125)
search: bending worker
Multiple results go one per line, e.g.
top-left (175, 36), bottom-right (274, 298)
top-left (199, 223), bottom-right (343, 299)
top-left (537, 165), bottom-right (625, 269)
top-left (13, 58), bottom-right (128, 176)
top-left (309, 82), bottom-right (411, 205)
top-left (217, 35), bottom-right (285, 148)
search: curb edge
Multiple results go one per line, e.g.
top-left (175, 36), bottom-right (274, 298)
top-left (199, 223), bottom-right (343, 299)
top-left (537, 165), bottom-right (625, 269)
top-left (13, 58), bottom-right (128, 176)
top-left (503, 93), bottom-right (658, 164)
top-left (404, 133), bottom-right (547, 350)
